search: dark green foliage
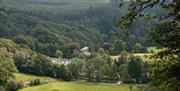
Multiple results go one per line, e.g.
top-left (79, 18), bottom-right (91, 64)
top-left (0, 53), bottom-right (17, 85)
top-left (55, 50), bottom-right (63, 58)
top-left (65, 48), bottom-right (150, 83)
top-left (83, 49), bottom-right (119, 82)
top-left (6, 80), bottom-right (19, 91)
top-left (150, 57), bottom-right (180, 91)
top-left (119, 0), bottom-right (180, 90)
top-left (115, 55), bottom-right (149, 83)
top-left (29, 79), bottom-right (41, 86)
top-left (0, 2), bottom-right (179, 91)
top-left (0, 38), bottom-right (72, 81)
top-left (85, 57), bottom-right (105, 82)
top-left (63, 43), bottom-right (80, 58)
top-left (14, 51), bottom-right (54, 76)
top-left (150, 22), bottom-right (180, 54)
top-left (115, 52), bottom-right (128, 67)
top-left (0, 38), bottom-right (149, 83)
top-left (0, 40), bottom-right (17, 86)
top-left (53, 64), bottom-right (72, 81)
top-left (0, 0), bottom-right (157, 57)
top-left (133, 43), bottom-right (143, 53)
top-left (113, 39), bottom-right (126, 54)
top-left (118, 64), bottom-right (130, 82)
top-left (67, 58), bottom-right (84, 79)
top-left (14, 35), bottom-right (36, 50)
top-left (112, 37), bottom-right (147, 54)
top-left (128, 57), bottom-right (143, 83)
top-left (31, 53), bottom-right (54, 76)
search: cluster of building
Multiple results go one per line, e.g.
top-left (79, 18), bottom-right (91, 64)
top-left (49, 46), bottom-right (91, 65)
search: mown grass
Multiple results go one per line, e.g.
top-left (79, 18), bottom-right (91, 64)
top-left (19, 80), bottom-right (143, 91)
top-left (14, 73), bottom-right (57, 82)
top-left (15, 73), bottom-right (144, 91)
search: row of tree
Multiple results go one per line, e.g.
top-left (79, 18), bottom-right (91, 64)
top-left (112, 38), bottom-right (147, 54)
top-left (0, 38), bottom-right (150, 90)
top-left (67, 48), bottom-right (150, 83)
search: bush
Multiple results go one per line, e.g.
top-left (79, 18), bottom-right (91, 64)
top-left (150, 49), bottom-right (154, 53)
top-left (29, 79), bottom-right (41, 86)
top-left (0, 86), bottom-right (5, 91)
top-left (18, 81), bottom-right (25, 89)
top-left (61, 70), bottom-right (72, 81)
top-left (133, 85), bottom-right (159, 91)
top-left (6, 80), bottom-right (19, 91)
top-left (129, 85), bottom-right (133, 91)
top-left (54, 65), bottom-right (72, 81)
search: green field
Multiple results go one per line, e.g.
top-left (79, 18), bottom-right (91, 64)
top-left (111, 53), bottom-right (153, 61)
top-left (19, 81), bottom-right (142, 91)
top-left (15, 73), bottom-right (143, 91)
top-left (147, 47), bottom-right (166, 53)
top-left (111, 47), bottom-right (166, 61)
top-left (14, 73), bottom-right (57, 82)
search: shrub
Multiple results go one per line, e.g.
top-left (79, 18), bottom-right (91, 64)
top-left (18, 81), bottom-right (25, 89)
top-left (6, 80), bottom-right (19, 91)
top-left (29, 79), bottom-right (41, 86)
top-left (0, 86), bottom-right (5, 91)
top-left (129, 85), bottom-right (133, 91)
top-left (150, 49), bottom-right (154, 53)
top-left (54, 65), bottom-right (72, 81)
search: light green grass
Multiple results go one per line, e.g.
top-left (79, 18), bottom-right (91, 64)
top-left (15, 73), bottom-right (144, 91)
top-left (19, 80), bottom-right (142, 91)
top-left (14, 73), bottom-right (57, 82)
top-left (111, 53), bottom-right (153, 61)
top-left (147, 47), bottom-right (166, 53)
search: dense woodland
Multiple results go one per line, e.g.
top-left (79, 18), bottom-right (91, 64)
top-left (0, 0), bottom-right (179, 91)
top-left (0, 0), bottom-right (162, 57)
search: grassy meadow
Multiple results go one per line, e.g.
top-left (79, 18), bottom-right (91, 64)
top-left (19, 81), bottom-right (142, 91)
top-left (111, 47), bottom-right (166, 61)
top-left (15, 73), bottom-right (143, 91)
top-left (14, 73), bottom-right (57, 82)
top-left (111, 53), bottom-right (153, 61)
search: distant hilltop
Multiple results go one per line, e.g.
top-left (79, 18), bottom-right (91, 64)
top-left (109, 0), bottom-right (119, 5)
top-left (109, 0), bottom-right (130, 7)
top-left (15, 0), bottom-right (110, 3)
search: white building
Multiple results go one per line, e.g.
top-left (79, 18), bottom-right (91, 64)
top-left (81, 47), bottom-right (91, 56)
top-left (49, 58), bottom-right (71, 65)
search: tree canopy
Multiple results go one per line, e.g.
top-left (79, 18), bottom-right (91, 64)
top-left (119, 0), bottom-right (180, 90)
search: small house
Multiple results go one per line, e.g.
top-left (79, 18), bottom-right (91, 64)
top-left (81, 47), bottom-right (91, 56)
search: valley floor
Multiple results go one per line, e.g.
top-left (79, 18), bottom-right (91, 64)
top-left (16, 73), bottom-right (143, 91)
top-left (19, 81), bottom-right (142, 91)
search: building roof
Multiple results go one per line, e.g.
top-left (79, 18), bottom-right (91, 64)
top-left (49, 58), bottom-right (71, 65)
top-left (81, 47), bottom-right (89, 51)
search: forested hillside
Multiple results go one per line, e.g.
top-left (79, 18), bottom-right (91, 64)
top-left (1, 0), bottom-right (179, 91)
top-left (0, 0), bottom-right (161, 57)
